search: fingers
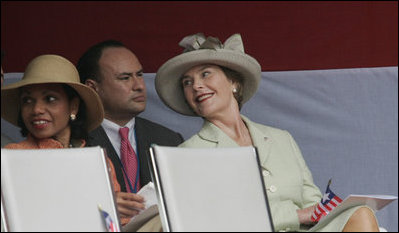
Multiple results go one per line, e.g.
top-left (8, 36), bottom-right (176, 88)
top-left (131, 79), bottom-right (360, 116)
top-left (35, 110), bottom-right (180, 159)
top-left (297, 205), bottom-right (317, 225)
top-left (118, 191), bottom-right (145, 203)
top-left (116, 192), bottom-right (146, 219)
top-left (118, 206), bottom-right (140, 218)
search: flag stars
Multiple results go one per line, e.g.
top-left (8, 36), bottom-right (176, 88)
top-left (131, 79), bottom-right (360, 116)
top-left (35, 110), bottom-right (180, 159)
top-left (322, 192), bottom-right (331, 203)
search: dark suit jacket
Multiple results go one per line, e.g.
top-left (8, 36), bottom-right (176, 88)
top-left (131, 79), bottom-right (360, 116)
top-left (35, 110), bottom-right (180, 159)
top-left (87, 117), bottom-right (184, 192)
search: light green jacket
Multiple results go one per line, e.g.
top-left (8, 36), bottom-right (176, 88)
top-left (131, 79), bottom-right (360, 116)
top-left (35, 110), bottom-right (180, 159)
top-left (179, 115), bottom-right (323, 232)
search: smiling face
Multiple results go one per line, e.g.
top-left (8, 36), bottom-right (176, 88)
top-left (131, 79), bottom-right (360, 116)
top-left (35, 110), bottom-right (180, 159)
top-left (20, 83), bottom-right (79, 144)
top-left (181, 64), bottom-right (239, 119)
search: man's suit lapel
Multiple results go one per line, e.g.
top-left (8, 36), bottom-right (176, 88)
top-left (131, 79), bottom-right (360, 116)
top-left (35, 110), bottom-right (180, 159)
top-left (89, 126), bottom-right (127, 192)
top-left (134, 117), bottom-right (152, 185)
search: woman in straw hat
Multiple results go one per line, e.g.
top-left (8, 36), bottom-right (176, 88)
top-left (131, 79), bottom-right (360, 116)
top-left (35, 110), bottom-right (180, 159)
top-left (1, 54), bottom-right (104, 149)
top-left (155, 33), bottom-right (379, 232)
top-left (1, 54), bottom-right (153, 229)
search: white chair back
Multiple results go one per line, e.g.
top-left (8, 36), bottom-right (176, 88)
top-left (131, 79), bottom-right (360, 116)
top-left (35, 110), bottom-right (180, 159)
top-left (1, 146), bottom-right (120, 232)
top-left (149, 145), bottom-right (274, 232)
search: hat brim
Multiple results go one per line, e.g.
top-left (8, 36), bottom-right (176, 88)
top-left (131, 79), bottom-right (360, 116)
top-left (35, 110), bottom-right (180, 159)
top-left (155, 49), bottom-right (261, 116)
top-left (1, 80), bottom-right (104, 132)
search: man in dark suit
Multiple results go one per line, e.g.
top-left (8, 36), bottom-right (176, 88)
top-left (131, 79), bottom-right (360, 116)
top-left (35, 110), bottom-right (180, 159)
top-left (77, 40), bottom-right (183, 225)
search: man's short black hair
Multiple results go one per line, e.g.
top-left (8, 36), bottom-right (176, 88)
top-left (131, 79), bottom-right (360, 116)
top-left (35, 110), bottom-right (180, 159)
top-left (77, 40), bottom-right (126, 84)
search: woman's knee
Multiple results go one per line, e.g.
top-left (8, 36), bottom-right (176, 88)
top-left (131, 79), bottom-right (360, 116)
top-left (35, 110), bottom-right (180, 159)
top-left (344, 207), bottom-right (379, 232)
top-left (353, 207), bottom-right (376, 221)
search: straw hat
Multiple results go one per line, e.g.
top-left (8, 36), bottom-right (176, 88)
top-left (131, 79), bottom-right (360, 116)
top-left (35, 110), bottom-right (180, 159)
top-left (155, 33), bottom-right (261, 116)
top-left (1, 54), bottom-right (104, 131)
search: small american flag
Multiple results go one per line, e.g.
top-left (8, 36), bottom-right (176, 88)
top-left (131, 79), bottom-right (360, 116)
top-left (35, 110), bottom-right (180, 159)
top-left (99, 206), bottom-right (119, 232)
top-left (311, 179), bottom-right (343, 222)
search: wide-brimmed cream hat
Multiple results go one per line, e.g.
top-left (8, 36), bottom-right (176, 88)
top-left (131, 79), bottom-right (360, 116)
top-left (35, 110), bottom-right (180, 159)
top-left (155, 33), bottom-right (261, 116)
top-left (1, 54), bottom-right (104, 131)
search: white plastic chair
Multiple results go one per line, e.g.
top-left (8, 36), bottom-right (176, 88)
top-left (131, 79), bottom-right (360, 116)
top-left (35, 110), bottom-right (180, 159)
top-left (149, 145), bottom-right (274, 232)
top-left (1, 147), bottom-right (120, 232)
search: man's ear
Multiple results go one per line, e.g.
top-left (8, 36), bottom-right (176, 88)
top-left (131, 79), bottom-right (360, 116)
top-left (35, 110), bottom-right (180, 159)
top-left (85, 79), bottom-right (99, 92)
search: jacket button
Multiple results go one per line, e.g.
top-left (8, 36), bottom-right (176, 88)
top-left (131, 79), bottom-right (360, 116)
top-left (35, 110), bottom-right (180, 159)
top-left (269, 185), bottom-right (277, 193)
top-left (263, 170), bottom-right (270, 176)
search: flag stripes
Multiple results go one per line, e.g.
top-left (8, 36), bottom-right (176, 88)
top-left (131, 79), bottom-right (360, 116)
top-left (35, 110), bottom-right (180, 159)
top-left (311, 180), bottom-right (343, 222)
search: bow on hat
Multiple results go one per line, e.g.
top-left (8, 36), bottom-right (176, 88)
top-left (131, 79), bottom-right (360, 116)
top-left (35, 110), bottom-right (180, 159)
top-left (179, 33), bottom-right (245, 53)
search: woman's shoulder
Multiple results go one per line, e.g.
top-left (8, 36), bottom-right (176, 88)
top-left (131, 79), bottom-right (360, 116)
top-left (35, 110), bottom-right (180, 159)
top-left (252, 121), bottom-right (285, 133)
top-left (179, 134), bottom-right (203, 147)
top-left (243, 116), bottom-right (292, 138)
top-left (4, 139), bottom-right (34, 149)
top-left (4, 136), bottom-right (65, 149)
top-left (178, 133), bottom-right (217, 148)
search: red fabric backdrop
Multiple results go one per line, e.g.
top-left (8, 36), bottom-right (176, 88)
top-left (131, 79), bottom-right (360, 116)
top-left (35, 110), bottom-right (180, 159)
top-left (1, 1), bottom-right (397, 72)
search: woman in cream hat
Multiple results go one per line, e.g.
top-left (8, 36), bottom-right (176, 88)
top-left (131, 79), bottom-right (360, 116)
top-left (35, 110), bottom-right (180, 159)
top-left (1, 54), bottom-right (104, 149)
top-left (155, 33), bottom-right (379, 232)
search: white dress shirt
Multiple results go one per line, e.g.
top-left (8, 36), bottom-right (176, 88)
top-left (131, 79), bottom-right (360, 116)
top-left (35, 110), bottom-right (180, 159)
top-left (101, 118), bottom-right (137, 159)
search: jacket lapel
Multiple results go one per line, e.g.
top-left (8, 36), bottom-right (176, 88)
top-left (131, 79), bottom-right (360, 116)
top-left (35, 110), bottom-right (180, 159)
top-left (134, 117), bottom-right (152, 186)
top-left (241, 116), bottom-right (273, 169)
top-left (88, 126), bottom-right (127, 192)
top-left (197, 116), bottom-right (273, 170)
top-left (198, 120), bottom-right (239, 147)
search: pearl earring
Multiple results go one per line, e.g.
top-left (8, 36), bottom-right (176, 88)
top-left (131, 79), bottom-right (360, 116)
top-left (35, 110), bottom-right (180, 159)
top-left (70, 114), bottom-right (76, 121)
top-left (233, 88), bottom-right (237, 93)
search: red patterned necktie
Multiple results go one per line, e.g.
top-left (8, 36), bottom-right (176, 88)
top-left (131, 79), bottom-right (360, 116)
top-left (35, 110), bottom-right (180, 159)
top-left (119, 127), bottom-right (140, 193)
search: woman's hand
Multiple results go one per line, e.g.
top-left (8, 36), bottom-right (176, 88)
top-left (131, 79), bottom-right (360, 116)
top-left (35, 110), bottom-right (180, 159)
top-left (296, 204), bottom-right (317, 226)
